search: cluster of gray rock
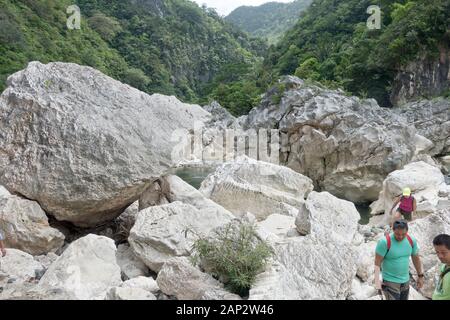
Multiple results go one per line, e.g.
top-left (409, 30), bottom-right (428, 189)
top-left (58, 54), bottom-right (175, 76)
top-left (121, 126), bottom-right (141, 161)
top-left (0, 62), bottom-right (448, 300)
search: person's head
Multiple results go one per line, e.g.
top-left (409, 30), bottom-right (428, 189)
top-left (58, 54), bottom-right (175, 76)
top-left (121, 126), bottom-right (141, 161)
top-left (433, 234), bottom-right (450, 265)
top-left (393, 220), bottom-right (409, 241)
top-left (402, 187), bottom-right (411, 197)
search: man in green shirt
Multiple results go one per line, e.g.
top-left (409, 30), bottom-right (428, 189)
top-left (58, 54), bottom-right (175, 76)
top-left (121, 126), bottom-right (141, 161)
top-left (374, 220), bottom-right (424, 300)
top-left (432, 234), bottom-right (450, 300)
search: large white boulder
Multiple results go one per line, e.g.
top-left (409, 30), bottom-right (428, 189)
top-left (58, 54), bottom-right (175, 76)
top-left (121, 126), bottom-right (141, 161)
top-left (0, 249), bottom-right (45, 284)
top-left (408, 210), bottom-right (450, 273)
top-left (156, 257), bottom-right (241, 300)
top-left (248, 236), bottom-right (357, 300)
top-left (121, 276), bottom-right (159, 294)
top-left (243, 76), bottom-right (417, 203)
top-left (0, 185), bottom-right (10, 198)
top-left (37, 234), bottom-right (122, 300)
top-left (393, 99), bottom-right (450, 156)
top-left (164, 175), bottom-right (234, 218)
top-left (295, 191), bottom-right (361, 243)
top-left (199, 156), bottom-right (313, 221)
top-left (0, 196), bottom-right (65, 255)
top-left (0, 62), bottom-right (211, 227)
top-left (421, 264), bottom-right (441, 299)
top-left (129, 201), bottom-right (233, 272)
top-left (105, 287), bottom-right (157, 300)
top-left (116, 244), bottom-right (149, 280)
top-left (370, 161), bottom-right (447, 221)
top-left (348, 278), bottom-right (377, 300)
top-left (257, 214), bottom-right (299, 239)
top-left (409, 286), bottom-right (428, 300)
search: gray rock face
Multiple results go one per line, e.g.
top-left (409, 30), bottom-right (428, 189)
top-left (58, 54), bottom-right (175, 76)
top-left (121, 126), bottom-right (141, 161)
top-left (129, 201), bottom-right (233, 272)
top-left (348, 278), bottom-right (377, 300)
top-left (0, 62), bottom-right (211, 227)
top-left (121, 276), bottom-right (159, 294)
top-left (248, 236), bottom-right (357, 300)
top-left (0, 196), bottom-right (65, 255)
top-left (243, 76), bottom-right (305, 129)
top-left (203, 101), bottom-right (242, 129)
top-left (295, 191), bottom-right (361, 243)
top-left (163, 174), bottom-right (237, 218)
top-left (156, 257), bottom-right (241, 300)
top-left (243, 76), bottom-right (417, 203)
top-left (393, 98), bottom-right (450, 156)
top-left (0, 249), bottom-right (45, 284)
top-left (0, 185), bottom-right (10, 198)
top-left (409, 210), bottom-right (450, 273)
top-left (105, 286), bottom-right (157, 300)
top-left (116, 244), bottom-right (149, 280)
top-left (199, 156), bottom-right (313, 221)
top-left (138, 179), bottom-right (170, 211)
top-left (390, 47), bottom-right (450, 107)
top-left (37, 234), bottom-right (122, 300)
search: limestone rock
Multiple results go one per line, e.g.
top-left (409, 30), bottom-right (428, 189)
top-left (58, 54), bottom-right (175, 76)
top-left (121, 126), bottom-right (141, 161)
top-left (295, 191), bottom-right (360, 243)
top-left (105, 286), bottom-right (156, 300)
top-left (393, 98), bottom-right (450, 155)
top-left (122, 276), bottom-right (159, 294)
top-left (248, 236), bottom-right (357, 300)
top-left (0, 249), bottom-right (44, 284)
top-left (0, 196), bottom-right (65, 255)
top-left (164, 175), bottom-right (234, 218)
top-left (116, 244), bottom-right (149, 280)
top-left (243, 76), bottom-right (416, 203)
top-left (257, 214), bottom-right (298, 239)
top-left (370, 161), bottom-right (447, 221)
top-left (129, 201), bottom-right (233, 272)
top-left (156, 257), bottom-right (240, 300)
top-left (199, 156), bottom-right (313, 221)
top-left (0, 62), bottom-right (211, 227)
top-left (0, 186), bottom-right (10, 198)
top-left (408, 210), bottom-right (450, 273)
top-left (348, 278), bottom-right (377, 300)
top-left (37, 234), bottom-right (122, 300)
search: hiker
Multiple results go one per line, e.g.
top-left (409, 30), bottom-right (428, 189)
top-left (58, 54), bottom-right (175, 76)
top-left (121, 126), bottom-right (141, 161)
top-left (432, 234), bottom-right (450, 300)
top-left (389, 187), bottom-right (416, 228)
top-left (374, 220), bottom-right (424, 300)
top-left (0, 230), bottom-right (6, 257)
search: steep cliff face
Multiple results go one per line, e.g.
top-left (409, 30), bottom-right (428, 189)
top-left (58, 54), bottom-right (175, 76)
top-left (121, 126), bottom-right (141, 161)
top-left (391, 40), bottom-right (450, 106)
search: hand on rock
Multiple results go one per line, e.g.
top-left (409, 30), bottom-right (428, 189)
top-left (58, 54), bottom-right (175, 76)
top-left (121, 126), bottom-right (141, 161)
top-left (417, 277), bottom-right (424, 290)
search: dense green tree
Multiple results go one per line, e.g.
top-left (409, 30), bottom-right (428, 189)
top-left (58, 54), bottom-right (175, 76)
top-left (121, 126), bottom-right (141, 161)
top-left (0, 0), bottom-right (266, 112)
top-left (226, 0), bottom-right (312, 44)
top-left (262, 0), bottom-right (450, 107)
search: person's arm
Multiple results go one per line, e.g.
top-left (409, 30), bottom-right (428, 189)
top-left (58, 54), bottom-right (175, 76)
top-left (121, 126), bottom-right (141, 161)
top-left (390, 197), bottom-right (400, 214)
top-left (374, 254), bottom-right (384, 290)
top-left (412, 198), bottom-right (417, 219)
top-left (412, 254), bottom-right (424, 289)
top-left (389, 197), bottom-right (401, 229)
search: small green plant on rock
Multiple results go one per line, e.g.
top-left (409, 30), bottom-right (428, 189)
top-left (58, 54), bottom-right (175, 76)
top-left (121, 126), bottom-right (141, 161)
top-left (191, 221), bottom-right (273, 297)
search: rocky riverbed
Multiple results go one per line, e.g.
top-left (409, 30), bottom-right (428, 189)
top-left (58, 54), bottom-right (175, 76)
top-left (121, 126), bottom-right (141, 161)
top-left (0, 62), bottom-right (448, 300)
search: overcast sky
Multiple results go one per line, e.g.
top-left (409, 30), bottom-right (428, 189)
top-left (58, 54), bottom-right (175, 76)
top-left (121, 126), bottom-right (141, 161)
top-left (191, 0), bottom-right (294, 16)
